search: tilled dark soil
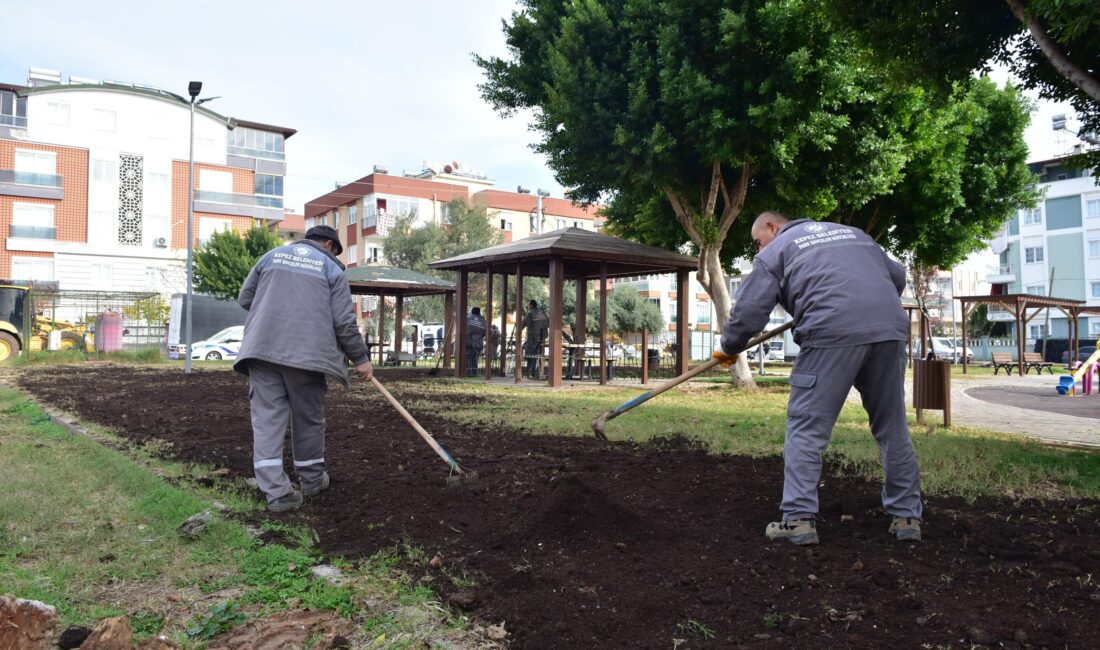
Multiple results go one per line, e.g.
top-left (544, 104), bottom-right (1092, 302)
top-left (19, 366), bottom-right (1100, 649)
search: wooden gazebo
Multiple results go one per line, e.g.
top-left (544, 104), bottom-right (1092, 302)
top-left (345, 265), bottom-right (456, 367)
top-left (429, 227), bottom-right (699, 387)
top-left (957, 294), bottom-right (1100, 375)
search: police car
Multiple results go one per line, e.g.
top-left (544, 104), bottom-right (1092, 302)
top-left (189, 325), bottom-right (244, 361)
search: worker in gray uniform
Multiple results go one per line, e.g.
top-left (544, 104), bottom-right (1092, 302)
top-left (717, 211), bottom-right (922, 545)
top-left (466, 307), bottom-right (487, 376)
top-left (235, 225), bottom-right (373, 512)
top-left (520, 300), bottom-right (549, 379)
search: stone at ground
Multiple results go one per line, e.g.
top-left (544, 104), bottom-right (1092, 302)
top-left (58, 625), bottom-right (92, 649)
top-left (211, 468), bottom-right (231, 477)
top-left (448, 591), bottom-right (479, 608)
top-left (206, 610), bottom-right (355, 650)
top-left (134, 636), bottom-right (179, 649)
top-left (310, 564), bottom-right (344, 585)
top-left (0, 595), bottom-right (59, 650)
top-left (78, 616), bottom-right (132, 650)
top-left (178, 510), bottom-right (214, 538)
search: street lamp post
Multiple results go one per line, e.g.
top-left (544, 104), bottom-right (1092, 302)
top-left (184, 81), bottom-right (218, 374)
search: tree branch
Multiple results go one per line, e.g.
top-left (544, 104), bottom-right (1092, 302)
top-left (716, 161), bottom-right (754, 240)
top-left (704, 161), bottom-right (721, 219)
top-left (664, 189), bottom-right (704, 244)
top-left (1005, 0), bottom-right (1100, 104)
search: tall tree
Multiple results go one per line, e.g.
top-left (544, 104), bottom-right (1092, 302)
top-left (477, 0), bottom-right (1036, 386)
top-left (607, 286), bottom-right (664, 339)
top-left (194, 226), bottom-right (282, 301)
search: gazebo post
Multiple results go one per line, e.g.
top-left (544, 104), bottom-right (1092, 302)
top-left (484, 268), bottom-right (494, 381)
top-left (514, 265), bottom-right (524, 383)
top-left (548, 257), bottom-right (564, 387)
top-left (1015, 296), bottom-right (1025, 376)
top-left (443, 291), bottom-right (453, 370)
top-left (676, 270), bottom-right (689, 375)
top-left (960, 299), bottom-right (968, 374)
top-left (395, 295), bottom-right (404, 358)
top-left (456, 270), bottom-right (468, 378)
top-left (500, 273), bottom-right (509, 377)
top-left (599, 262), bottom-right (608, 385)
top-left (377, 291), bottom-right (386, 366)
top-left (641, 327), bottom-right (649, 384)
top-left (575, 275), bottom-right (587, 378)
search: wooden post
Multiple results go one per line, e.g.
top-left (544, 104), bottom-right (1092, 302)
top-left (515, 266), bottom-right (524, 383)
top-left (676, 270), bottom-right (690, 376)
top-left (443, 291), bottom-right (453, 369)
top-left (548, 258), bottom-right (564, 387)
top-left (484, 268), bottom-right (494, 381)
top-left (575, 276), bottom-right (587, 378)
top-left (500, 273), bottom-right (509, 376)
top-left (395, 295), bottom-right (404, 359)
top-left (377, 291), bottom-right (386, 366)
top-left (456, 270), bottom-right (468, 378)
top-left (960, 299), bottom-right (968, 374)
top-left (1016, 296), bottom-right (1026, 376)
top-left (641, 327), bottom-right (649, 385)
top-left (599, 262), bottom-right (608, 385)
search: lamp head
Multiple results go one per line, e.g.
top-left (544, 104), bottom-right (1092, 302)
top-left (188, 81), bottom-right (202, 99)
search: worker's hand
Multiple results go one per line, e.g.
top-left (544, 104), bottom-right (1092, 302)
top-left (712, 350), bottom-right (739, 367)
top-left (355, 360), bottom-right (373, 381)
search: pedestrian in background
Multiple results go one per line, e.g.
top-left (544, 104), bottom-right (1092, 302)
top-left (716, 211), bottom-right (922, 545)
top-left (466, 307), bottom-right (487, 376)
top-left (235, 225), bottom-right (372, 512)
top-left (520, 300), bottom-right (549, 379)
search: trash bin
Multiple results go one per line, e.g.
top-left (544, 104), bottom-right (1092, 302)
top-left (913, 357), bottom-right (951, 425)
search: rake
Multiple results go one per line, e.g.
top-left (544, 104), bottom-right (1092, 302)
top-left (369, 376), bottom-right (478, 487)
top-left (590, 322), bottom-right (795, 439)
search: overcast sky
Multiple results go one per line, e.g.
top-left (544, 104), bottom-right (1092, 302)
top-left (0, 1), bottom-right (1078, 215)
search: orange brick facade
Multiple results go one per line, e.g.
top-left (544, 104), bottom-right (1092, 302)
top-left (0, 140), bottom-right (88, 277)
top-left (170, 160), bottom-right (254, 249)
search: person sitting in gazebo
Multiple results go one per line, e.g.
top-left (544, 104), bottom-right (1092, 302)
top-left (466, 307), bottom-right (487, 376)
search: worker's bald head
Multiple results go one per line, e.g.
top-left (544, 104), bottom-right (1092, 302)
top-left (751, 211), bottom-right (790, 252)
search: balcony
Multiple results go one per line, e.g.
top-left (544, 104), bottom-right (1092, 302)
top-left (1, 114), bottom-right (28, 128)
top-left (987, 305), bottom-right (1015, 322)
top-left (986, 264), bottom-right (1015, 284)
top-left (0, 170), bottom-right (64, 200)
top-left (192, 190), bottom-right (284, 221)
top-left (9, 224), bottom-right (56, 239)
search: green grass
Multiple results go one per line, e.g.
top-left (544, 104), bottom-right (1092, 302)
top-left (396, 377), bottom-right (1100, 500)
top-left (8, 347), bottom-right (165, 366)
top-left (0, 387), bottom-right (481, 647)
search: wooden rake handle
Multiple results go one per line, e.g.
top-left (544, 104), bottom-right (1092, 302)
top-left (590, 322), bottom-right (795, 439)
top-left (370, 376), bottom-right (463, 474)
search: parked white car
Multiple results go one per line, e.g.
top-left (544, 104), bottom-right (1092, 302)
top-left (745, 341), bottom-right (785, 361)
top-left (190, 326), bottom-right (244, 361)
top-left (910, 337), bottom-right (972, 363)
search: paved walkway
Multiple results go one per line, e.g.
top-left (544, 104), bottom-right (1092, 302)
top-left (850, 374), bottom-right (1100, 449)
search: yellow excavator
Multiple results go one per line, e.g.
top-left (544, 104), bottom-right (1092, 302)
top-left (0, 284), bottom-right (91, 361)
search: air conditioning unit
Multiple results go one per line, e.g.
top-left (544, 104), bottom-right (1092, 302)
top-left (154, 237), bottom-right (168, 248)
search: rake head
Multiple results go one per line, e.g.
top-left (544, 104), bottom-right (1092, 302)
top-left (445, 468), bottom-right (479, 488)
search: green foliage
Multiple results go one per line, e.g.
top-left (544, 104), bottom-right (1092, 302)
top-left (240, 544), bottom-right (355, 614)
top-left (607, 286), bottom-right (663, 336)
top-left (121, 295), bottom-right (169, 324)
top-left (194, 226), bottom-right (283, 301)
top-left (186, 601), bottom-right (248, 640)
top-left (562, 280), bottom-right (601, 340)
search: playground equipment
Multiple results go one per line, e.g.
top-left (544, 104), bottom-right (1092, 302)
top-left (1058, 344), bottom-right (1100, 395)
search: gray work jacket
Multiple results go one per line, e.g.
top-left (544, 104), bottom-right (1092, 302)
top-left (234, 239), bottom-right (370, 387)
top-left (721, 219), bottom-right (908, 354)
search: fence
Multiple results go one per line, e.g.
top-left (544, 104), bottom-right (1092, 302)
top-left (29, 288), bottom-right (167, 353)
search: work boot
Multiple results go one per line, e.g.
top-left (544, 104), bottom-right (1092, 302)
top-left (889, 516), bottom-right (921, 541)
top-left (301, 471), bottom-right (330, 497)
top-left (268, 490), bottom-right (303, 512)
top-left (765, 518), bottom-right (819, 546)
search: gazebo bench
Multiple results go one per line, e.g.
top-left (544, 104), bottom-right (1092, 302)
top-left (1022, 352), bottom-right (1053, 375)
top-left (987, 352), bottom-right (1015, 375)
top-left (383, 351), bottom-right (418, 367)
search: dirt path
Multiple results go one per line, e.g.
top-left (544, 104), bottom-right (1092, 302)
top-left (19, 366), bottom-right (1100, 648)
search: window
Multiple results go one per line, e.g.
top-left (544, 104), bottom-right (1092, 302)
top-left (1025, 284), bottom-right (1045, 296)
top-left (11, 257), bottom-right (54, 281)
top-left (1023, 207), bottom-right (1042, 225)
top-left (1090, 240), bottom-right (1100, 258)
top-left (529, 212), bottom-right (539, 233)
top-left (145, 171), bottom-right (168, 188)
top-left (334, 211), bottom-right (340, 228)
top-left (254, 174), bottom-right (283, 196)
top-left (574, 220), bottom-right (582, 229)
top-left (1029, 324), bottom-right (1046, 339)
top-left (729, 279), bottom-right (742, 299)
top-left (500, 219), bottom-right (512, 231)
top-left (93, 159), bottom-right (117, 182)
top-left (14, 149), bottom-right (56, 176)
top-left (1092, 282), bottom-right (1100, 299)
top-left (11, 203), bottom-right (55, 239)
top-left (348, 244), bottom-right (358, 263)
top-left (388, 197), bottom-right (418, 217)
top-left (46, 102), bottom-right (69, 126)
top-left (1088, 198), bottom-right (1100, 219)
top-left (92, 108), bottom-right (116, 132)
top-left (227, 127), bottom-right (285, 160)
top-left (1091, 320), bottom-right (1100, 337)
top-left (0, 90), bottom-right (27, 127)
top-left (556, 218), bottom-right (566, 230)
top-left (696, 301), bottom-right (711, 324)
top-left (199, 218), bottom-right (232, 244)
top-left (1024, 246), bottom-right (1044, 264)
top-left (348, 205), bottom-right (357, 225)
top-left (439, 203), bottom-right (450, 225)
top-left (367, 246), bottom-right (380, 263)
top-left (670, 301), bottom-right (677, 323)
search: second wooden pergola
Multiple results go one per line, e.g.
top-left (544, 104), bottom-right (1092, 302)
top-left (430, 227), bottom-right (700, 387)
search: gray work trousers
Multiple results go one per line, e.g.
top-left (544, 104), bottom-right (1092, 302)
top-left (247, 359), bottom-right (328, 503)
top-left (782, 340), bottom-right (922, 520)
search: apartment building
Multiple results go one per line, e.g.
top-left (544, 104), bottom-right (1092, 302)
top-left (0, 67), bottom-right (293, 295)
top-left (985, 155), bottom-right (1100, 340)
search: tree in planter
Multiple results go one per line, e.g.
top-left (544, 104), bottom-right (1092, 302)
top-left (607, 286), bottom-right (664, 348)
top-left (477, 0), bottom-right (1035, 387)
top-left (194, 226), bottom-right (283, 301)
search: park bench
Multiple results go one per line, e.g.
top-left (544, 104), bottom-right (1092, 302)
top-left (383, 350), bottom-right (418, 367)
top-left (1022, 352), bottom-right (1054, 375)
top-left (987, 351), bottom-right (1015, 376)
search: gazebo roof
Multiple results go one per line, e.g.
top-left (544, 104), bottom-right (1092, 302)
top-left (345, 265), bottom-right (455, 297)
top-left (429, 227), bottom-right (698, 278)
top-left (956, 293), bottom-right (1100, 313)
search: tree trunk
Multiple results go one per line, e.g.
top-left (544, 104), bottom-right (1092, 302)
top-left (1005, 0), bottom-right (1100, 104)
top-left (699, 244), bottom-right (756, 389)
